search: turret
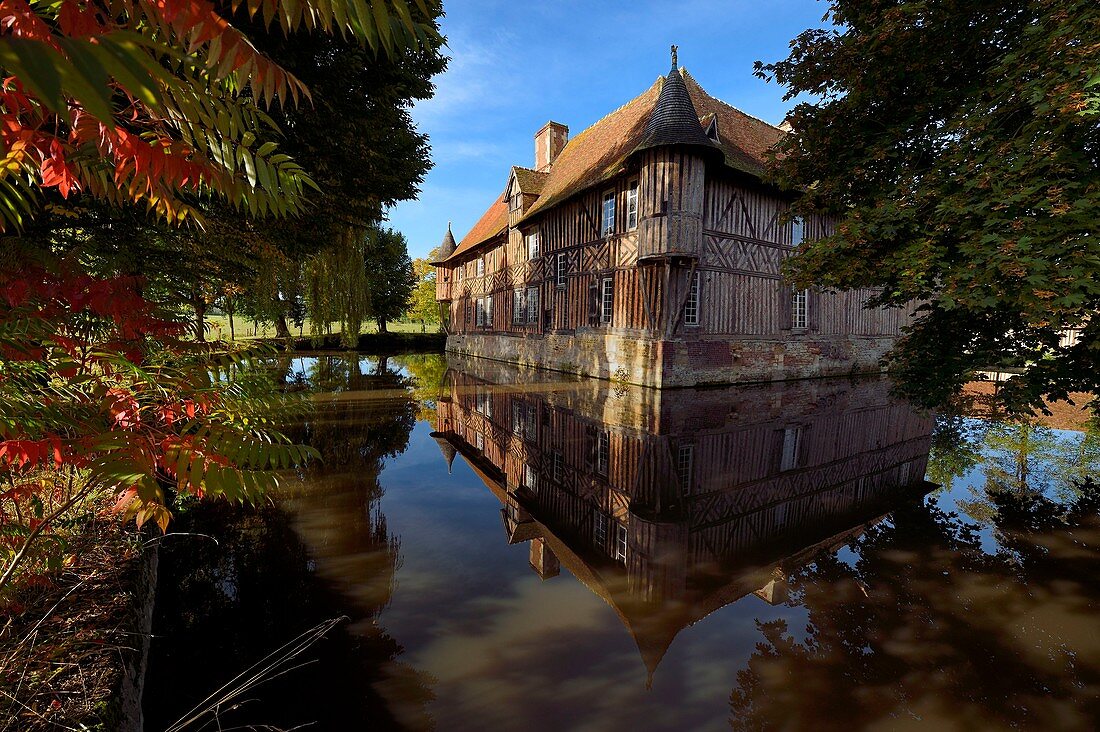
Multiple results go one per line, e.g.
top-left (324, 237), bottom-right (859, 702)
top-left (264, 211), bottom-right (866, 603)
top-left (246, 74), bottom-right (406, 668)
top-left (434, 222), bottom-right (457, 303)
top-left (636, 47), bottom-right (719, 262)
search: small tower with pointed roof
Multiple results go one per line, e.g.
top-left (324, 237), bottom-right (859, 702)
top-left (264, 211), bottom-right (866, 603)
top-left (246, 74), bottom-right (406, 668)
top-left (635, 46), bottom-right (715, 267)
top-left (434, 222), bottom-right (458, 310)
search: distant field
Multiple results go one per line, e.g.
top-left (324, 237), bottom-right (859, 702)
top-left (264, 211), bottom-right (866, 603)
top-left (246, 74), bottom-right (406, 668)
top-left (204, 315), bottom-right (441, 340)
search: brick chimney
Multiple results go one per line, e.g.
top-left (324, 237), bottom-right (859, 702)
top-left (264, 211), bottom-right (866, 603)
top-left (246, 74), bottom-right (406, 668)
top-left (535, 121), bottom-right (568, 172)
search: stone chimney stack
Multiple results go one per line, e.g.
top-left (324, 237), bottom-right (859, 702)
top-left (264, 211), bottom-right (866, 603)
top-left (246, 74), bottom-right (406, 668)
top-left (535, 121), bottom-right (568, 172)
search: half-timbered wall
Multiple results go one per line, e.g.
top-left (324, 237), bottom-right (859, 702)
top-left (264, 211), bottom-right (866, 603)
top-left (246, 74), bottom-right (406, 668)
top-left (433, 364), bottom-right (933, 624)
top-left (440, 165), bottom-right (911, 341)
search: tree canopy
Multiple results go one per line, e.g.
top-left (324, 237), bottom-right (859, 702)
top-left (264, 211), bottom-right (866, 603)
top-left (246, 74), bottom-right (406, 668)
top-left (758, 0), bottom-right (1100, 413)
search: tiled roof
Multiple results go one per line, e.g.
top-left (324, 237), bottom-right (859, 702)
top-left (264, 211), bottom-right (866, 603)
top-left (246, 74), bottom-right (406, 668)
top-left (443, 68), bottom-right (785, 262)
top-left (447, 192), bottom-right (508, 261)
top-left (512, 166), bottom-right (549, 195)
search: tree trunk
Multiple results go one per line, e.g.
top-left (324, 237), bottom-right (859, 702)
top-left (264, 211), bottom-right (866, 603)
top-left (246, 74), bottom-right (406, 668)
top-left (228, 313), bottom-right (235, 341)
top-left (194, 297), bottom-right (206, 342)
top-left (377, 318), bottom-right (388, 333)
top-left (274, 312), bottom-right (291, 339)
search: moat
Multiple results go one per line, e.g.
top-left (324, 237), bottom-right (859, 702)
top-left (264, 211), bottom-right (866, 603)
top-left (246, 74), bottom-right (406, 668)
top-left (144, 353), bottom-right (1100, 731)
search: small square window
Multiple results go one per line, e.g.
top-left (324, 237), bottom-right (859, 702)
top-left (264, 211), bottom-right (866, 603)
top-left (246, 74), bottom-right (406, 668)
top-left (525, 230), bottom-right (540, 260)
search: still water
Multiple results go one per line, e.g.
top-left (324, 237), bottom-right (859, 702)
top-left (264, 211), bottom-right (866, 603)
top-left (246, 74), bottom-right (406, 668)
top-left (145, 353), bottom-right (1100, 731)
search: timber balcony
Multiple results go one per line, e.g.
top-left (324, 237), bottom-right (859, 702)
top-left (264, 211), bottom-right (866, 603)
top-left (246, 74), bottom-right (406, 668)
top-left (637, 210), bottom-right (703, 262)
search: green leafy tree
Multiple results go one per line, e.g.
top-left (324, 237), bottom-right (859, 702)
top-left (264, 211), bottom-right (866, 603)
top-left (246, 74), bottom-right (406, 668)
top-left (366, 227), bottom-right (416, 332)
top-left (758, 0), bottom-right (1100, 414)
top-left (406, 251), bottom-right (441, 325)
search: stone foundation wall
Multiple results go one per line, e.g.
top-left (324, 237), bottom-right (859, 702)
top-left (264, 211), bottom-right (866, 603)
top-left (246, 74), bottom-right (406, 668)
top-left (445, 331), bottom-right (894, 387)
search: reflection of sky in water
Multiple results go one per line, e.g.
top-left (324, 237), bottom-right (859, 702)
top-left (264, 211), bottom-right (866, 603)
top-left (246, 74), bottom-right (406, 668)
top-left (278, 359), bottom-right (1097, 731)
top-left (374, 421), bottom-right (811, 732)
top-left (935, 417), bottom-right (1095, 554)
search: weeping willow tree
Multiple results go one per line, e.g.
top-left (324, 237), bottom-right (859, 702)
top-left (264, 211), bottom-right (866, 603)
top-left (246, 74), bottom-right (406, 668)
top-left (304, 225), bottom-right (414, 346)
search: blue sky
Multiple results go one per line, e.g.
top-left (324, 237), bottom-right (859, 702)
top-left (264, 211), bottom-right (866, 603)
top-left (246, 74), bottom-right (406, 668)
top-left (387, 0), bottom-right (830, 260)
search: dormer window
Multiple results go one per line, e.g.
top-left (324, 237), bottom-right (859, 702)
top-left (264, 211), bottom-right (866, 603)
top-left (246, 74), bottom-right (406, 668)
top-left (601, 191), bottom-right (616, 237)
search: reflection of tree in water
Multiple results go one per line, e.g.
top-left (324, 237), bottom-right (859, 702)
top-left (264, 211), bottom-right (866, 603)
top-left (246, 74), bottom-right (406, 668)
top-left (146, 354), bottom-right (433, 730)
top-left (390, 352), bottom-right (447, 426)
top-left (927, 414), bottom-right (1100, 522)
top-left (728, 482), bottom-right (1100, 731)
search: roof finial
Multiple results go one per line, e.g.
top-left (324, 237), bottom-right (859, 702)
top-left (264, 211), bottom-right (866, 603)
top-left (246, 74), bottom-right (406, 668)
top-left (671, 44), bottom-right (678, 69)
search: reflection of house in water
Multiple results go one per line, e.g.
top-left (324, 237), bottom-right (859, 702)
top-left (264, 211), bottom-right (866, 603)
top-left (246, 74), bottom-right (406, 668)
top-left (431, 356), bottom-right (935, 683)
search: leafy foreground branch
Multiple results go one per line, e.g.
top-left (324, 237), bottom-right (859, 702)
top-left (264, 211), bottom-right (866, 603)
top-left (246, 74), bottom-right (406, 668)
top-left (0, 254), bottom-right (316, 597)
top-left (759, 0), bottom-right (1100, 414)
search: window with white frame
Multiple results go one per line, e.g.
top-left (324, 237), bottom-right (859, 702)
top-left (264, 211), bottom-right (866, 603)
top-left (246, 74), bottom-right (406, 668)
top-left (526, 286), bottom-right (539, 324)
top-left (524, 463), bottom-right (538, 493)
top-left (684, 271), bottom-right (701, 326)
top-left (512, 402), bottom-right (524, 434)
top-left (476, 257), bottom-right (485, 277)
top-left (626, 181), bottom-right (639, 230)
top-left (455, 266), bottom-right (463, 282)
top-left (475, 298), bottom-right (485, 326)
top-left (614, 523), bottom-right (628, 563)
top-left (601, 191), bottom-right (616, 236)
top-left (600, 277), bottom-right (614, 324)
top-left (513, 289), bottom-right (524, 324)
top-left (475, 431), bottom-right (484, 452)
top-left (677, 444), bottom-right (694, 493)
top-left (485, 295), bottom-right (493, 326)
top-left (525, 230), bottom-right (540, 260)
top-left (791, 217), bottom-right (805, 247)
top-left (792, 288), bottom-right (809, 329)
top-left (594, 512), bottom-right (609, 548)
top-left (475, 390), bottom-right (492, 417)
top-left (780, 426), bottom-right (802, 472)
top-left (525, 403), bottom-right (537, 438)
top-left (553, 451), bottom-right (564, 482)
top-left (596, 430), bottom-right (609, 476)
top-left (556, 252), bottom-right (567, 287)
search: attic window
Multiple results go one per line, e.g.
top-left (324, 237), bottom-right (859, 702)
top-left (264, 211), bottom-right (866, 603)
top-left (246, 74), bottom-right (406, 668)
top-left (704, 115), bottom-right (719, 142)
top-left (510, 192), bottom-right (523, 211)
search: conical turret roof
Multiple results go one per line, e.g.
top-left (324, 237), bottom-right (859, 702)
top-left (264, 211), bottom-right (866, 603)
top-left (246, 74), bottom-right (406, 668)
top-left (429, 432), bottom-right (457, 473)
top-left (636, 52), bottom-right (719, 154)
top-left (439, 222), bottom-right (456, 259)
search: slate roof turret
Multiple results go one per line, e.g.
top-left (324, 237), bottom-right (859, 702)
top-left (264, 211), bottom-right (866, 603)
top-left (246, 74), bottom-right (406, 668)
top-left (636, 50), bottom-right (720, 154)
top-left (439, 222), bottom-right (456, 260)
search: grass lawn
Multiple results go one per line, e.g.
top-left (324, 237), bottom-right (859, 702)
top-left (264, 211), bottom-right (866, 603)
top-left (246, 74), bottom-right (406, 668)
top-left (204, 315), bottom-right (441, 341)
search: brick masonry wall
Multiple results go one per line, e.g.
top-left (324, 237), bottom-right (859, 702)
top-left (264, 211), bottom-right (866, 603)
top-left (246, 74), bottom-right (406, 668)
top-left (445, 332), bottom-right (894, 387)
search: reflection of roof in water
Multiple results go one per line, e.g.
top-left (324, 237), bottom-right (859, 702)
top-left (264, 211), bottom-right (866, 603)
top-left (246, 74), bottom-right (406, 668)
top-left (434, 428), bottom-right (934, 684)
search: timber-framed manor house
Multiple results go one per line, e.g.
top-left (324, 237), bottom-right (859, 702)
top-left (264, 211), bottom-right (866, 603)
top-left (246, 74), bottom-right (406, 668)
top-left (433, 51), bottom-right (914, 388)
